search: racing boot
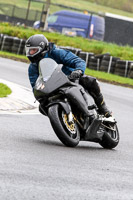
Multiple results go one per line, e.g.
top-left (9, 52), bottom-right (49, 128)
top-left (93, 93), bottom-right (112, 117)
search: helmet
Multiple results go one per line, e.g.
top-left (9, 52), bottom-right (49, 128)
top-left (25, 34), bottom-right (49, 63)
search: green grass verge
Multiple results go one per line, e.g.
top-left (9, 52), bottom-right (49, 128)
top-left (0, 83), bottom-right (12, 97)
top-left (85, 68), bottom-right (133, 88)
top-left (0, 50), bottom-right (133, 89)
top-left (0, 50), bottom-right (29, 62)
top-left (1, 22), bottom-right (133, 61)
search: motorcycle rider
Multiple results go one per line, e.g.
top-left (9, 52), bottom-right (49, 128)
top-left (25, 34), bottom-right (111, 117)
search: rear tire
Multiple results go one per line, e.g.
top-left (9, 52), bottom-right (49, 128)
top-left (99, 124), bottom-right (119, 149)
top-left (48, 104), bottom-right (80, 147)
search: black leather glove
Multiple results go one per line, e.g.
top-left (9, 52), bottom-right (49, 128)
top-left (69, 70), bottom-right (82, 80)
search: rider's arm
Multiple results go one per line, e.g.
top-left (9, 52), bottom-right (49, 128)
top-left (51, 47), bottom-right (86, 74)
top-left (28, 63), bottom-right (39, 89)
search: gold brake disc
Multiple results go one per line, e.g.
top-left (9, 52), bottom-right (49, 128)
top-left (62, 113), bottom-right (76, 134)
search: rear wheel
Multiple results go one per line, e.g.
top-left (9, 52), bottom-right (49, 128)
top-left (48, 104), bottom-right (80, 147)
top-left (99, 123), bottom-right (119, 149)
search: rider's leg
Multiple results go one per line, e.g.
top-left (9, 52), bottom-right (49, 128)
top-left (79, 75), bottom-right (112, 117)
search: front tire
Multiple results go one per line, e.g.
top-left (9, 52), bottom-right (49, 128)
top-left (48, 104), bottom-right (80, 147)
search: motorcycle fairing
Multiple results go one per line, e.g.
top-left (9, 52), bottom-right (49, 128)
top-left (59, 86), bottom-right (91, 117)
top-left (34, 59), bottom-right (70, 96)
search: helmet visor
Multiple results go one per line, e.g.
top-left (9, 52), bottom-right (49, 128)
top-left (25, 46), bottom-right (42, 57)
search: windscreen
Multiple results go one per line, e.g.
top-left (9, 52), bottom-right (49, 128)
top-left (39, 58), bottom-right (58, 82)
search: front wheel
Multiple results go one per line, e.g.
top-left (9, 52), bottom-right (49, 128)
top-left (48, 104), bottom-right (80, 147)
top-left (99, 123), bottom-right (119, 149)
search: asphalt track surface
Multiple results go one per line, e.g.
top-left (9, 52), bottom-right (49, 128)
top-left (0, 57), bottom-right (133, 200)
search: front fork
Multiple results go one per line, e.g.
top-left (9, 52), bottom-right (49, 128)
top-left (47, 95), bottom-right (74, 122)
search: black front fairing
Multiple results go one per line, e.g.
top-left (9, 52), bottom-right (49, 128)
top-left (34, 58), bottom-right (70, 98)
top-left (34, 58), bottom-right (96, 122)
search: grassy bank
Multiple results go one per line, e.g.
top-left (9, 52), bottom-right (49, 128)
top-left (85, 68), bottom-right (133, 88)
top-left (1, 22), bottom-right (133, 61)
top-left (0, 23), bottom-right (133, 89)
top-left (0, 50), bottom-right (29, 63)
top-left (0, 83), bottom-right (12, 97)
top-left (0, 50), bottom-right (133, 89)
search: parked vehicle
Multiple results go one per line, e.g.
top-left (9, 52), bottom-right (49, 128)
top-left (34, 58), bottom-right (119, 148)
top-left (47, 10), bottom-right (105, 40)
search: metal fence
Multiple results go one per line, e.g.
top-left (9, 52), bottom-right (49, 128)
top-left (0, 3), bottom-right (97, 22)
top-left (0, 3), bottom-right (42, 21)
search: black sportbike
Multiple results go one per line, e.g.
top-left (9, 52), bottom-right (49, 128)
top-left (34, 58), bottom-right (119, 149)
